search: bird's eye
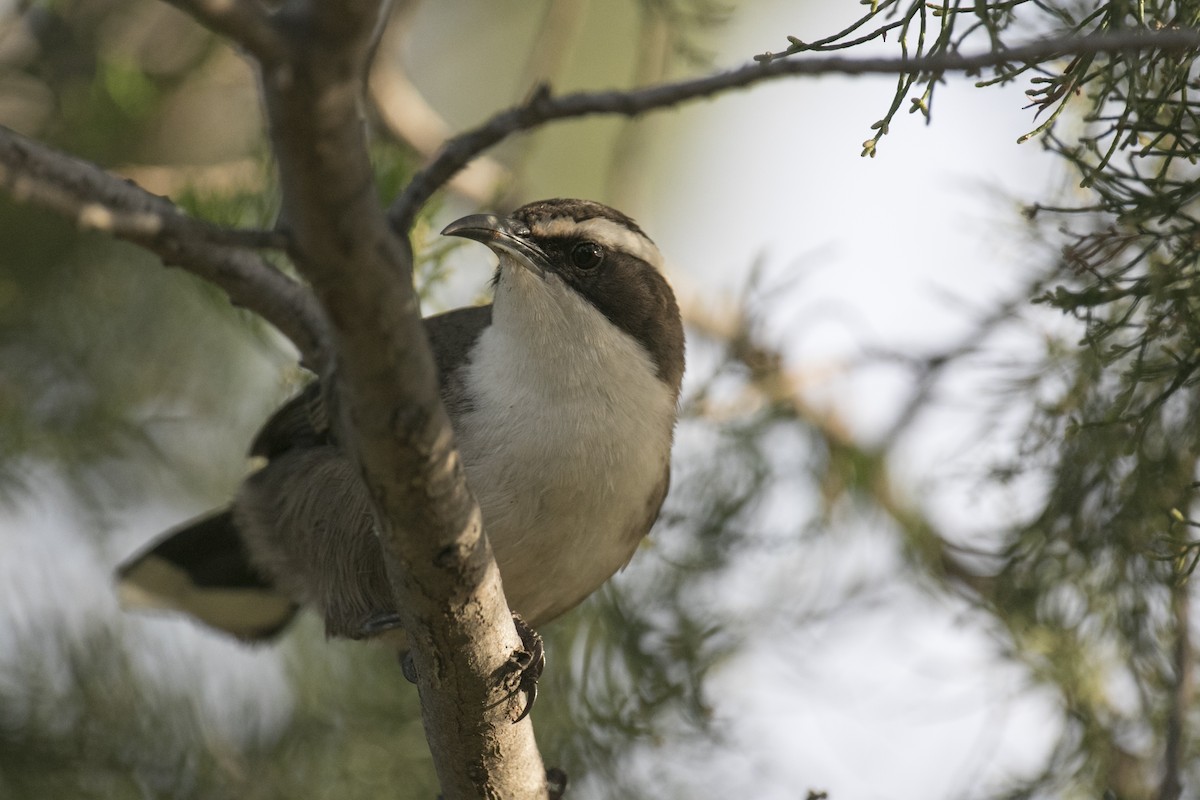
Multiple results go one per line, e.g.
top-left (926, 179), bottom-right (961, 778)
top-left (570, 241), bottom-right (604, 270)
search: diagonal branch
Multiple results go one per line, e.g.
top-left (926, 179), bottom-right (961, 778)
top-left (232, 0), bottom-right (550, 797)
top-left (0, 124), bottom-right (327, 369)
top-left (389, 27), bottom-right (1200, 232)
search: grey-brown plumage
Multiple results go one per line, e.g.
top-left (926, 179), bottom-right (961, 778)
top-left (117, 199), bottom-right (684, 644)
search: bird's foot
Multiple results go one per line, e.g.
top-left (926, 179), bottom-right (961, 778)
top-left (400, 651), bottom-right (418, 684)
top-left (505, 612), bottom-right (545, 724)
top-left (361, 611), bottom-right (544, 721)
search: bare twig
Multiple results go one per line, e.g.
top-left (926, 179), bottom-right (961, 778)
top-left (0, 124), bottom-right (326, 368)
top-left (390, 28), bottom-right (1200, 231)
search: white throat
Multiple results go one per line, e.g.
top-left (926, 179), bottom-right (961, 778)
top-left (453, 260), bottom-right (677, 623)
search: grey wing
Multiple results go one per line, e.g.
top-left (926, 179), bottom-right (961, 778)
top-left (233, 303), bottom-right (495, 639)
top-left (246, 304), bottom-right (493, 456)
top-left (422, 303), bottom-right (493, 417)
top-left (623, 462), bottom-right (671, 566)
top-left (249, 381), bottom-right (331, 458)
top-left (424, 303), bottom-right (493, 376)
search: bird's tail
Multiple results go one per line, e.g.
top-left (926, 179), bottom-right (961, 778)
top-left (116, 509), bottom-right (298, 641)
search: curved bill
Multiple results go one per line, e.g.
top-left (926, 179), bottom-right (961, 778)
top-left (441, 213), bottom-right (550, 278)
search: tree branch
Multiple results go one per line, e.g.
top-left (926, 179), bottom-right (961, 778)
top-left (0, 124), bottom-right (326, 369)
top-left (242, 0), bottom-right (549, 796)
top-left (390, 27), bottom-right (1200, 232)
top-left (3, 0), bottom-right (550, 789)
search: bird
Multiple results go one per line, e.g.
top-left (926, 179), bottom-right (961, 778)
top-left (116, 198), bottom-right (685, 652)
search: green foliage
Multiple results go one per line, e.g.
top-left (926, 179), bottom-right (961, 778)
top-left (0, 196), bottom-right (283, 507)
top-left (0, 610), bottom-right (435, 800)
top-left (0, 0), bottom-right (287, 507)
top-left (751, 3), bottom-right (1200, 796)
top-left (758, 1), bottom-right (1200, 159)
top-left (783, 2), bottom-right (1200, 797)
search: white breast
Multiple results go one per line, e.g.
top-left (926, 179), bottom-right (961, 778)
top-left (453, 264), bottom-right (677, 624)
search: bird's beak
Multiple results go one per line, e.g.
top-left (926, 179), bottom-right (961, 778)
top-left (441, 213), bottom-right (549, 278)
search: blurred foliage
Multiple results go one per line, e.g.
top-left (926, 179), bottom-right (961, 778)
top-left (0, 0), bottom-right (287, 511)
top-left (248, 624), bottom-right (438, 800)
top-left (0, 628), bottom-right (211, 800)
top-left (754, 1), bottom-right (1200, 798)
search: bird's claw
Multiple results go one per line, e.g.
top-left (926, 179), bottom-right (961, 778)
top-left (365, 611), bottom-right (544, 721)
top-left (507, 613), bottom-right (545, 723)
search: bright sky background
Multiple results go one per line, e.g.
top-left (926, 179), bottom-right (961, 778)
top-left (600, 2), bottom-right (1072, 797)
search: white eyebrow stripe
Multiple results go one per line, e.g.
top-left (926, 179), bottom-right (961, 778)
top-left (534, 217), bottom-right (664, 272)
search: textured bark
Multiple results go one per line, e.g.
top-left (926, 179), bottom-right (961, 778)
top-left (251, 1), bottom-right (549, 796)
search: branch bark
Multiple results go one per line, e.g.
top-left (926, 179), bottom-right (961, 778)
top-left (247, 0), bottom-right (549, 797)
top-left (389, 27), bottom-right (1200, 232)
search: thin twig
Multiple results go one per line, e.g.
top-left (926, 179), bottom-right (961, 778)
top-left (390, 28), bottom-right (1200, 231)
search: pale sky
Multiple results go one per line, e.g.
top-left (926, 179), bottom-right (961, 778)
top-left (603, 1), bottom-right (1070, 797)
